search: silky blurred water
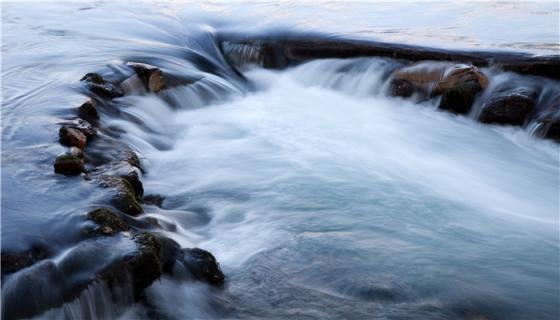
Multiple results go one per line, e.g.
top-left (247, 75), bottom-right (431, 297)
top-left (1, 1), bottom-right (559, 319)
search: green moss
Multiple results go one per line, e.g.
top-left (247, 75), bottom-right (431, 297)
top-left (86, 208), bottom-right (129, 235)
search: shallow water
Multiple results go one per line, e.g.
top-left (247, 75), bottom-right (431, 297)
top-left (2, 1), bottom-right (559, 320)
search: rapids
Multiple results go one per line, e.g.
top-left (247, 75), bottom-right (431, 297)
top-left (1, 1), bottom-right (559, 319)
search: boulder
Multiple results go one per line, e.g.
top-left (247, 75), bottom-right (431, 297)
top-left (100, 176), bottom-right (143, 216)
top-left (181, 248), bottom-right (225, 287)
top-left (126, 62), bottom-right (166, 93)
top-left (59, 126), bottom-right (86, 150)
top-left (86, 208), bottom-right (129, 236)
top-left (478, 88), bottom-right (536, 126)
top-left (77, 99), bottom-right (99, 124)
top-left (389, 62), bottom-right (488, 103)
top-left (54, 154), bottom-right (84, 175)
top-left (439, 80), bottom-right (482, 114)
top-left (81, 73), bottom-right (124, 99)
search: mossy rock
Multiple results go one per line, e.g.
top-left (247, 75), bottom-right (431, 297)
top-left (86, 208), bottom-right (129, 236)
top-left (182, 248), bottom-right (225, 287)
top-left (54, 154), bottom-right (84, 175)
top-left (101, 176), bottom-right (143, 216)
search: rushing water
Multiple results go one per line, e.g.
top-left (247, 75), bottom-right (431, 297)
top-left (2, 1), bottom-right (559, 320)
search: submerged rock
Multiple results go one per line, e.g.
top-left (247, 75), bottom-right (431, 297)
top-left (126, 62), bottom-right (166, 93)
top-left (59, 126), bottom-right (87, 150)
top-left (479, 88), bottom-right (536, 126)
top-left (81, 72), bottom-right (124, 99)
top-left (143, 194), bottom-right (165, 207)
top-left (54, 154), bottom-right (84, 175)
top-left (86, 208), bottom-right (129, 236)
top-left (181, 248), bottom-right (225, 287)
top-left (2, 260), bottom-right (64, 320)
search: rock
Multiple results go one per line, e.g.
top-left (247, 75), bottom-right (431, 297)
top-left (78, 100), bottom-right (99, 124)
top-left (389, 78), bottom-right (416, 98)
top-left (156, 235), bottom-right (181, 273)
top-left (86, 208), bottom-right (129, 236)
top-left (100, 176), bottom-right (143, 216)
top-left (1, 246), bottom-right (50, 277)
top-left (61, 118), bottom-right (97, 138)
top-left (479, 88), bottom-right (536, 126)
top-left (1, 260), bottom-right (64, 320)
top-left (181, 248), bottom-right (225, 287)
top-left (390, 62), bottom-right (488, 98)
top-left (439, 80), bottom-right (482, 114)
top-left (125, 232), bottom-right (162, 296)
top-left (126, 62), bottom-right (166, 93)
top-left (81, 72), bottom-right (124, 99)
top-left (54, 154), bottom-right (84, 175)
top-left (143, 194), bottom-right (165, 207)
top-left (59, 126), bottom-right (87, 150)
top-left (537, 118), bottom-right (560, 142)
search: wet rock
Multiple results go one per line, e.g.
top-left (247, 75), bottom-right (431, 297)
top-left (125, 232), bottom-right (162, 296)
top-left (181, 248), bottom-right (225, 287)
top-left (390, 62), bottom-right (488, 99)
top-left (81, 72), bottom-right (124, 99)
top-left (537, 118), bottom-right (560, 142)
top-left (439, 80), bottom-right (482, 114)
top-left (77, 99), bottom-right (99, 124)
top-left (61, 118), bottom-right (97, 138)
top-left (126, 62), bottom-right (166, 93)
top-left (1, 246), bottom-right (50, 277)
top-left (389, 78), bottom-right (416, 98)
top-left (2, 260), bottom-right (64, 320)
top-left (59, 126), bottom-right (87, 150)
top-left (143, 194), bottom-right (165, 207)
top-left (156, 235), bottom-right (181, 273)
top-left (87, 208), bottom-right (129, 236)
top-left (100, 176), bottom-right (143, 216)
top-left (54, 154), bottom-right (84, 175)
top-left (140, 216), bottom-right (162, 228)
top-left (479, 88), bottom-right (536, 126)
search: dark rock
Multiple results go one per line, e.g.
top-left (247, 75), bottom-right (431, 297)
top-left (126, 62), bottom-right (166, 93)
top-left (100, 176), bottom-right (143, 216)
top-left (140, 216), bottom-right (162, 228)
top-left (78, 99), bottom-right (99, 124)
top-left (86, 208), bottom-right (129, 236)
top-left (2, 260), bottom-right (64, 320)
top-left (59, 126), bottom-right (87, 150)
top-left (479, 89), bottom-right (536, 126)
top-left (539, 119), bottom-right (560, 142)
top-left (181, 248), bottom-right (225, 287)
top-left (143, 194), bottom-right (165, 207)
top-left (54, 154), bottom-right (84, 175)
top-left (439, 80), bottom-right (482, 114)
top-left (1, 246), bottom-right (50, 277)
top-left (126, 232), bottom-right (162, 296)
top-left (389, 78), bottom-right (416, 98)
top-left (81, 72), bottom-right (124, 99)
top-left (61, 118), bottom-right (97, 138)
top-left (156, 235), bottom-right (181, 273)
